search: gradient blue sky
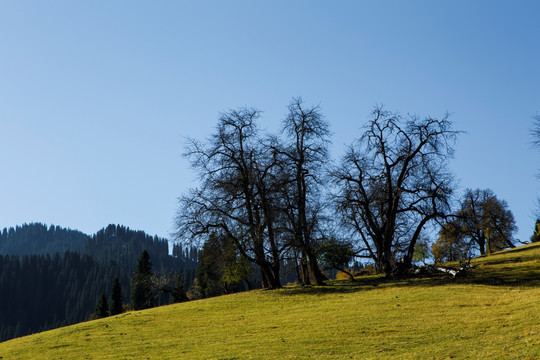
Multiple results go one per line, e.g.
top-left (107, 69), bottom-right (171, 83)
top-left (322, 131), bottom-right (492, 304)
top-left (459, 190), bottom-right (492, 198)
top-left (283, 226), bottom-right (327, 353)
top-left (1, 1), bottom-right (539, 245)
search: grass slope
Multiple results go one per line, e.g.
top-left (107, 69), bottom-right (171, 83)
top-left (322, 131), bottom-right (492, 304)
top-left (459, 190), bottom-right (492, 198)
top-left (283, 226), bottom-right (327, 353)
top-left (1, 243), bottom-right (539, 359)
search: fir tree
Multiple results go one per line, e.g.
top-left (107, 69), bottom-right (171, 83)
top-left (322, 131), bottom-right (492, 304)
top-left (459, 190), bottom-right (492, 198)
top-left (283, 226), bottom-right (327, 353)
top-left (131, 250), bottom-right (154, 310)
top-left (95, 293), bottom-right (109, 318)
top-left (109, 277), bottom-right (123, 315)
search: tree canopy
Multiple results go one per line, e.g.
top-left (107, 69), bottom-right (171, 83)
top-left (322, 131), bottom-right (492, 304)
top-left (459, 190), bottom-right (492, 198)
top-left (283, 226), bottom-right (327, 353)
top-left (433, 188), bottom-right (517, 262)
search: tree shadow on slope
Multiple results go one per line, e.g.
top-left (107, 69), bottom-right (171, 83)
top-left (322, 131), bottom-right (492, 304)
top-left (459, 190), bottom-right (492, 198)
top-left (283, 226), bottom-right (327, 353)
top-left (279, 253), bottom-right (540, 297)
top-left (474, 241), bottom-right (539, 260)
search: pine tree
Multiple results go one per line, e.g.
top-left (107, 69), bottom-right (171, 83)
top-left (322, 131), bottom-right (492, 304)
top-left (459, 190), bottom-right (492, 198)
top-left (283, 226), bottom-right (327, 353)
top-left (109, 277), bottom-right (123, 315)
top-left (131, 250), bottom-right (154, 310)
top-left (95, 293), bottom-right (109, 318)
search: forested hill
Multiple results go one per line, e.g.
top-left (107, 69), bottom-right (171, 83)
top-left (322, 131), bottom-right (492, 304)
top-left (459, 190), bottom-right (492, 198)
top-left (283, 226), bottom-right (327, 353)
top-left (0, 223), bottom-right (198, 270)
top-left (0, 223), bottom-right (198, 342)
top-left (0, 223), bottom-right (87, 255)
top-left (85, 224), bottom-right (191, 272)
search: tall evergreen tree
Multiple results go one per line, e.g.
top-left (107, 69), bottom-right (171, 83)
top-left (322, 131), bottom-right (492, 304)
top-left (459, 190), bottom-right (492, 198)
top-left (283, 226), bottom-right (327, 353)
top-left (109, 277), bottom-right (123, 315)
top-left (95, 293), bottom-right (109, 318)
top-left (131, 250), bottom-right (154, 310)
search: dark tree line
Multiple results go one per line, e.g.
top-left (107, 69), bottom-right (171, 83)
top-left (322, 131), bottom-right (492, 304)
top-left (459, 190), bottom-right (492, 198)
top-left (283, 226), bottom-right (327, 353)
top-left (85, 224), bottom-right (194, 272)
top-left (0, 223), bottom-right (87, 256)
top-left (0, 223), bottom-right (197, 342)
top-left (0, 251), bottom-right (130, 341)
top-left (0, 223), bottom-right (198, 272)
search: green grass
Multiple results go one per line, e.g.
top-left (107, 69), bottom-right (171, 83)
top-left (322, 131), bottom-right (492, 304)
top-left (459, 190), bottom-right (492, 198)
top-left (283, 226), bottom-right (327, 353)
top-left (1, 243), bottom-right (539, 359)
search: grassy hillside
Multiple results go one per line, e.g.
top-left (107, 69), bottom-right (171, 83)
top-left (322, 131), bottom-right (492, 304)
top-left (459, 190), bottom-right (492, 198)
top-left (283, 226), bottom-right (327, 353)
top-left (1, 243), bottom-right (539, 359)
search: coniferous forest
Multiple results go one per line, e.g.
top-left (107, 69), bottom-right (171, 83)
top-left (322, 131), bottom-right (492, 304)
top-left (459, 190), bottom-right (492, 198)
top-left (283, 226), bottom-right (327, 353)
top-left (0, 223), bottom-right (198, 342)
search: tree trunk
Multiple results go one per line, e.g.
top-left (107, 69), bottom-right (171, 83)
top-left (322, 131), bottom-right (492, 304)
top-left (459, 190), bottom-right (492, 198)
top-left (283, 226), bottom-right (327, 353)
top-left (271, 261), bottom-right (282, 289)
top-left (478, 237), bottom-right (486, 256)
top-left (260, 266), bottom-right (270, 289)
top-left (260, 263), bottom-right (281, 290)
top-left (306, 249), bottom-right (327, 285)
top-left (382, 239), bottom-right (393, 276)
top-left (337, 267), bottom-right (356, 281)
top-left (300, 253), bottom-right (311, 285)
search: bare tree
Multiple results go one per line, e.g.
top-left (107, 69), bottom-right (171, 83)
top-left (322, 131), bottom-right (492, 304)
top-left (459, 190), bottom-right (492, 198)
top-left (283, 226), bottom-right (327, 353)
top-left (175, 108), bottom-right (286, 289)
top-left (275, 98), bottom-right (331, 285)
top-left (332, 107), bottom-right (458, 275)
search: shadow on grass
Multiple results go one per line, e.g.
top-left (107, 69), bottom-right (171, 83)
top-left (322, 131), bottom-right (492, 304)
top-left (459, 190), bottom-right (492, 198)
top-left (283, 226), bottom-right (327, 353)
top-left (475, 242), bottom-right (540, 265)
top-left (279, 274), bottom-right (453, 296)
top-left (465, 265), bottom-right (540, 287)
top-left (279, 261), bottom-right (540, 297)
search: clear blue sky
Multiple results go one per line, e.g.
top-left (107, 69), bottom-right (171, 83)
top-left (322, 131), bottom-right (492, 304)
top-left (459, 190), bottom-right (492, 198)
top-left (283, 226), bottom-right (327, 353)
top-left (1, 1), bottom-right (539, 245)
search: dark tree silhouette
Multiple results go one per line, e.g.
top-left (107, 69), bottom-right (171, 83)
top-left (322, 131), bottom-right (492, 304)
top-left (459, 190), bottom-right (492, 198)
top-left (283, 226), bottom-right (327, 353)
top-left (332, 107), bottom-right (458, 275)
top-left (131, 250), bottom-right (154, 310)
top-left (276, 98), bottom-right (330, 285)
top-left (94, 293), bottom-right (109, 318)
top-left (176, 108), bottom-right (286, 289)
top-left (109, 277), bottom-right (123, 315)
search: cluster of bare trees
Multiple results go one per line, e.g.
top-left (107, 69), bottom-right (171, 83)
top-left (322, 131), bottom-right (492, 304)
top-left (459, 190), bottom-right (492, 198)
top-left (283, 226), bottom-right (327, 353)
top-left (176, 99), bottom-right (330, 288)
top-left (175, 98), bottom-right (518, 288)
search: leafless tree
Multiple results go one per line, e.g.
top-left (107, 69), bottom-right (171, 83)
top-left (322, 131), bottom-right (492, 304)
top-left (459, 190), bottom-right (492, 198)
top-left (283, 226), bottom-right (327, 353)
top-left (332, 107), bottom-right (458, 275)
top-left (274, 98), bottom-right (331, 285)
top-left (175, 108), bottom-right (286, 289)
